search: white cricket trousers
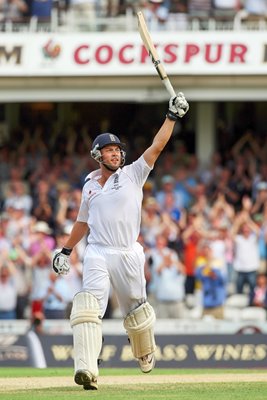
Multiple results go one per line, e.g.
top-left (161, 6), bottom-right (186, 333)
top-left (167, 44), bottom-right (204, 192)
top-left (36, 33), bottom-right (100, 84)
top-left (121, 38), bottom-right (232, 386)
top-left (82, 242), bottom-right (147, 317)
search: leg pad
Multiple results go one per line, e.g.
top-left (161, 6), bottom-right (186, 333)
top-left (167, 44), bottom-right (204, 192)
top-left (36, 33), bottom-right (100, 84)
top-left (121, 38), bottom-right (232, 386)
top-left (70, 291), bottom-right (102, 378)
top-left (123, 302), bottom-right (156, 359)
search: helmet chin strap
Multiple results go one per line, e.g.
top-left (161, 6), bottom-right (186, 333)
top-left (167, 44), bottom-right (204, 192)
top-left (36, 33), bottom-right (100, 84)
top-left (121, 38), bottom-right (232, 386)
top-left (102, 162), bottom-right (119, 172)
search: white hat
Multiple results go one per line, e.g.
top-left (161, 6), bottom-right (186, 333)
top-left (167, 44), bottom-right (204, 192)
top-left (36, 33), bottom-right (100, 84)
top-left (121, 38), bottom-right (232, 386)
top-left (161, 175), bottom-right (174, 184)
top-left (257, 181), bottom-right (267, 191)
top-left (34, 221), bottom-right (52, 235)
top-left (63, 225), bottom-right (72, 235)
top-left (8, 199), bottom-right (25, 211)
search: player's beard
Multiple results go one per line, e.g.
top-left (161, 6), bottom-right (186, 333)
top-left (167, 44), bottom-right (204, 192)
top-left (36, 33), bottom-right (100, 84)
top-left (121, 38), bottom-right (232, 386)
top-left (102, 157), bottom-right (121, 172)
top-left (102, 162), bottom-right (119, 172)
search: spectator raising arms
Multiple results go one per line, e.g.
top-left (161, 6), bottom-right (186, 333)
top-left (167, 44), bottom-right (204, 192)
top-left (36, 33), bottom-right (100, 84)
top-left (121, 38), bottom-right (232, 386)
top-left (43, 271), bottom-right (73, 319)
top-left (146, 233), bottom-right (186, 318)
top-left (0, 257), bottom-right (18, 320)
top-left (195, 242), bottom-right (227, 320)
top-left (231, 213), bottom-right (260, 299)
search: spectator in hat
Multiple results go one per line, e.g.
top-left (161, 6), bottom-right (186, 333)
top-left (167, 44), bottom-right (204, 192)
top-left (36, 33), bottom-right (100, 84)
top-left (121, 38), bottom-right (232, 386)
top-left (156, 175), bottom-right (184, 209)
top-left (3, 180), bottom-right (32, 215)
top-left (4, 202), bottom-right (34, 249)
top-left (28, 221), bottom-right (55, 257)
top-left (142, 0), bottom-right (170, 30)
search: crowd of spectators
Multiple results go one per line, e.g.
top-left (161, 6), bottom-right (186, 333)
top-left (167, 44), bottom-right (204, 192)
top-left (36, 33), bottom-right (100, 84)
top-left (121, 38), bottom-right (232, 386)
top-left (1, 0), bottom-right (267, 30)
top-left (0, 120), bottom-right (267, 323)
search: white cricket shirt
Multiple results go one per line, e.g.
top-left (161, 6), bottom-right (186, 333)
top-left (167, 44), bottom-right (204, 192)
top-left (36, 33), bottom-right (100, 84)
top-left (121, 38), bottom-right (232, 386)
top-left (77, 156), bottom-right (152, 248)
top-left (233, 233), bottom-right (260, 272)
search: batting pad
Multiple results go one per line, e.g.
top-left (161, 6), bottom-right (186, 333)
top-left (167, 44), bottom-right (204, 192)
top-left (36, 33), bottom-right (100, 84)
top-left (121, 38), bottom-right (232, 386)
top-left (70, 291), bottom-right (102, 377)
top-left (123, 302), bottom-right (156, 359)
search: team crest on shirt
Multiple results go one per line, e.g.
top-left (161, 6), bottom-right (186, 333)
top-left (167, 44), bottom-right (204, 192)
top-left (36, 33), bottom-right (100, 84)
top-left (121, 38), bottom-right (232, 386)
top-left (111, 175), bottom-right (122, 190)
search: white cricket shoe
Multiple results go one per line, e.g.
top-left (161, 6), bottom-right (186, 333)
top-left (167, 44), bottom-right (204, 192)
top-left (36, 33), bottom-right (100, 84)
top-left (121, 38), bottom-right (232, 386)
top-left (138, 352), bottom-right (155, 373)
top-left (74, 369), bottom-right (98, 390)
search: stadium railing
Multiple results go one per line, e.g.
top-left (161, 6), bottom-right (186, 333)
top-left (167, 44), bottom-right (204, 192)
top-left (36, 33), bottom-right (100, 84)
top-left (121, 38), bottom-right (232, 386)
top-left (1, 6), bottom-right (267, 33)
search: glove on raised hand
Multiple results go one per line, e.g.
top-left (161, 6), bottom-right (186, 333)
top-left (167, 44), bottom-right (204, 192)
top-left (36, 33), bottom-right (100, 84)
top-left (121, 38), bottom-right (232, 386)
top-left (52, 247), bottom-right (72, 275)
top-left (167, 92), bottom-right (189, 120)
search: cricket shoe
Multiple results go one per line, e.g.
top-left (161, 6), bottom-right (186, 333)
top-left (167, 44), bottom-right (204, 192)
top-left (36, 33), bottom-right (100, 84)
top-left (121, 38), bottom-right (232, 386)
top-left (138, 352), bottom-right (155, 373)
top-left (74, 369), bottom-right (98, 390)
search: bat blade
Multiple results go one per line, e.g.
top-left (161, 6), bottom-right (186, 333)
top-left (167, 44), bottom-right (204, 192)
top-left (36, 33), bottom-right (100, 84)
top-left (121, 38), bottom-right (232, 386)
top-left (137, 11), bottom-right (176, 97)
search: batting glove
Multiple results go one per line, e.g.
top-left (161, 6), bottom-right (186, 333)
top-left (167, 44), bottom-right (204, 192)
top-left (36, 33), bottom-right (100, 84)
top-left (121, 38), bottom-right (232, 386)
top-left (167, 92), bottom-right (189, 120)
top-left (52, 247), bottom-right (72, 275)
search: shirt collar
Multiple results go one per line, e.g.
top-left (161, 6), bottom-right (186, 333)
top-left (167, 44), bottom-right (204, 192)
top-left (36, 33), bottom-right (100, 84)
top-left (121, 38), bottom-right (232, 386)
top-left (86, 168), bottom-right (121, 181)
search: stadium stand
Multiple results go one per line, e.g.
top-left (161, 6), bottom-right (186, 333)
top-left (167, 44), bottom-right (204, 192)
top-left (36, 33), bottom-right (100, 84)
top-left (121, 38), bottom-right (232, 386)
top-left (0, 0), bottom-right (267, 327)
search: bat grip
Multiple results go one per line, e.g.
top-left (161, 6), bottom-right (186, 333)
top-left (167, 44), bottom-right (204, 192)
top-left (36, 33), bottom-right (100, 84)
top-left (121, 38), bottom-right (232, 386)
top-left (163, 78), bottom-right (176, 98)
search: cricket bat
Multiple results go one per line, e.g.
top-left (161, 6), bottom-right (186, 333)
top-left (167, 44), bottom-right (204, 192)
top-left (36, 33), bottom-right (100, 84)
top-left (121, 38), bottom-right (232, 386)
top-left (137, 11), bottom-right (176, 97)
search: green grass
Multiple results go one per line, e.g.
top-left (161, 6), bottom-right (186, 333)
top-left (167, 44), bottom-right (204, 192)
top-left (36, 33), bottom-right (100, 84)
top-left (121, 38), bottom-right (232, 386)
top-left (1, 383), bottom-right (267, 400)
top-left (1, 367), bottom-right (267, 377)
top-left (0, 368), bottom-right (266, 400)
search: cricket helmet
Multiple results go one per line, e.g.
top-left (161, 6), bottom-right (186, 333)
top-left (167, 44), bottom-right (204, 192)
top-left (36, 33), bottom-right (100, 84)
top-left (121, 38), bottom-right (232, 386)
top-left (90, 133), bottom-right (126, 166)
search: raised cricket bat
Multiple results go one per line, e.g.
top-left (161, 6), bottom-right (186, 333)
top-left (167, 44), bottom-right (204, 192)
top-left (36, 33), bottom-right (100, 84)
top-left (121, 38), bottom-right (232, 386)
top-left (137, 11), bottom-right (176, 98)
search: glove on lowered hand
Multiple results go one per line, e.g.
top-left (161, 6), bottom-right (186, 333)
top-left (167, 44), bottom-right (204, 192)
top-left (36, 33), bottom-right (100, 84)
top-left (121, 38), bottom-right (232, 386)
top-left (167, 92), bottom-right (189, 120)
top-left (52, 247), bottom-right (72, 275)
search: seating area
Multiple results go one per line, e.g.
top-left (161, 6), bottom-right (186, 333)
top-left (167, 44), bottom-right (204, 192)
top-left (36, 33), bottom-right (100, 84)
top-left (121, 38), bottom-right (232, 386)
top-left (185, 293), bottom-right (267, 322)
top-left (1, 5), bottom-right (267, 33)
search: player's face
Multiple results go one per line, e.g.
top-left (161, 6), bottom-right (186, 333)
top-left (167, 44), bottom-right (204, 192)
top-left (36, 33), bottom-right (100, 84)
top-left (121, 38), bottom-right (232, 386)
top-left (101, 145), bottom-right (121, 168)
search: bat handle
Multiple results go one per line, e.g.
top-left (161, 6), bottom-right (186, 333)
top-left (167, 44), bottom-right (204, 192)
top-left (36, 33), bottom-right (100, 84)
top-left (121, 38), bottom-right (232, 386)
top-left (163, 78), bottom-right (176, 98)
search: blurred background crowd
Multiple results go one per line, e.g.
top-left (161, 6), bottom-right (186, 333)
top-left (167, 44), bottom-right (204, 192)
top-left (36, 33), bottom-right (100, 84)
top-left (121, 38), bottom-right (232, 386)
top-left (0, 119), bottom-right (266, 324)
top-left (0, 0), bottom-right (267, 327)
top-left (1, 0), bottom-right (267, 32)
